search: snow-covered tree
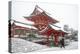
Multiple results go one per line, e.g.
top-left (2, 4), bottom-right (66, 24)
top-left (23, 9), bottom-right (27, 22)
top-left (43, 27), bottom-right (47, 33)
top-left (63, 25), bottom-right (69, 32)
top-left (71, 30), bottom-right (78, 41)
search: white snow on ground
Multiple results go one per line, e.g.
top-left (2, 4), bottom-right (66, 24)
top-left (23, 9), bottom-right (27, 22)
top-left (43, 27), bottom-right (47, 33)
top-left (65, 41), bottom-right (78, 49)
top-left (11, 38), bottom-right (78, 53)
top-left (35, 41), bottom-right (78, 52)
top-left (11, 38), bottom-right (48, 53)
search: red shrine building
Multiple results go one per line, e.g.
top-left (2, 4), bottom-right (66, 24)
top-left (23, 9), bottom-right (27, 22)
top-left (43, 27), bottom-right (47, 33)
top-left (24, 5), bottom-right (58, 31)
top-left (11, 5), bottom-right (68, 46)
top-left (24, 5), bottom-right (68, 46)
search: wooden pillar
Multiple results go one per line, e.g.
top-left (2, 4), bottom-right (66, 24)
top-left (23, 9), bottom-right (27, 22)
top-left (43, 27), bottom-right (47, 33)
top-left (19, 29), bottom-right (21, 38)
top-left (13, 26), bottom-right (15, 37)
top-left (46, 36), bottom-right (50, 46)
top-left (24, 29), bottom-right (26, 35)
top-left (54, 34), bottom-right (58, 46)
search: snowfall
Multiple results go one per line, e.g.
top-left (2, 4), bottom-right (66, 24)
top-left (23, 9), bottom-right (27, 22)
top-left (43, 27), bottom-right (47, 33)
top-left (11, 38), bottom-right (78, 53)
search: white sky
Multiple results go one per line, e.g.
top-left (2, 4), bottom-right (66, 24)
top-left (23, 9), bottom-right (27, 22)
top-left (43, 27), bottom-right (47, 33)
top-left (12, 1), bottom-right (78, 30)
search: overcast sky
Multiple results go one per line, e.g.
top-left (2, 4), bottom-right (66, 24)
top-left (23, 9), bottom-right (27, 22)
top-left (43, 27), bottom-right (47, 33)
top-left (12, 1), bottom-right (78, 30)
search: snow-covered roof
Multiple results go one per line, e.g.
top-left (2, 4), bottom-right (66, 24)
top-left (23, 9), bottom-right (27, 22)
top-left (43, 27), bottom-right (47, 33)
top-left (30, 5), bottom-right (43, 16)
top-left (14, 22), bottom-right (37, 30)
top-left (12, 17), bottom-right (34, 25)
top-left (50, 25), bottom-right (68, 34)
top-left (24, 5), bottom-right (59, 23)
top-left (11, 19), bottom-right (37, 30)
top-left (49, 24), bottom-right (61, 30)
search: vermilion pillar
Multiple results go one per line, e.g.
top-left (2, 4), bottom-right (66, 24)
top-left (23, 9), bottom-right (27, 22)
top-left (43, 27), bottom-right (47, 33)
top-left (54, 34), bottom-right (58, 46)
top-left (46, 36), bottom-right (50, 46)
